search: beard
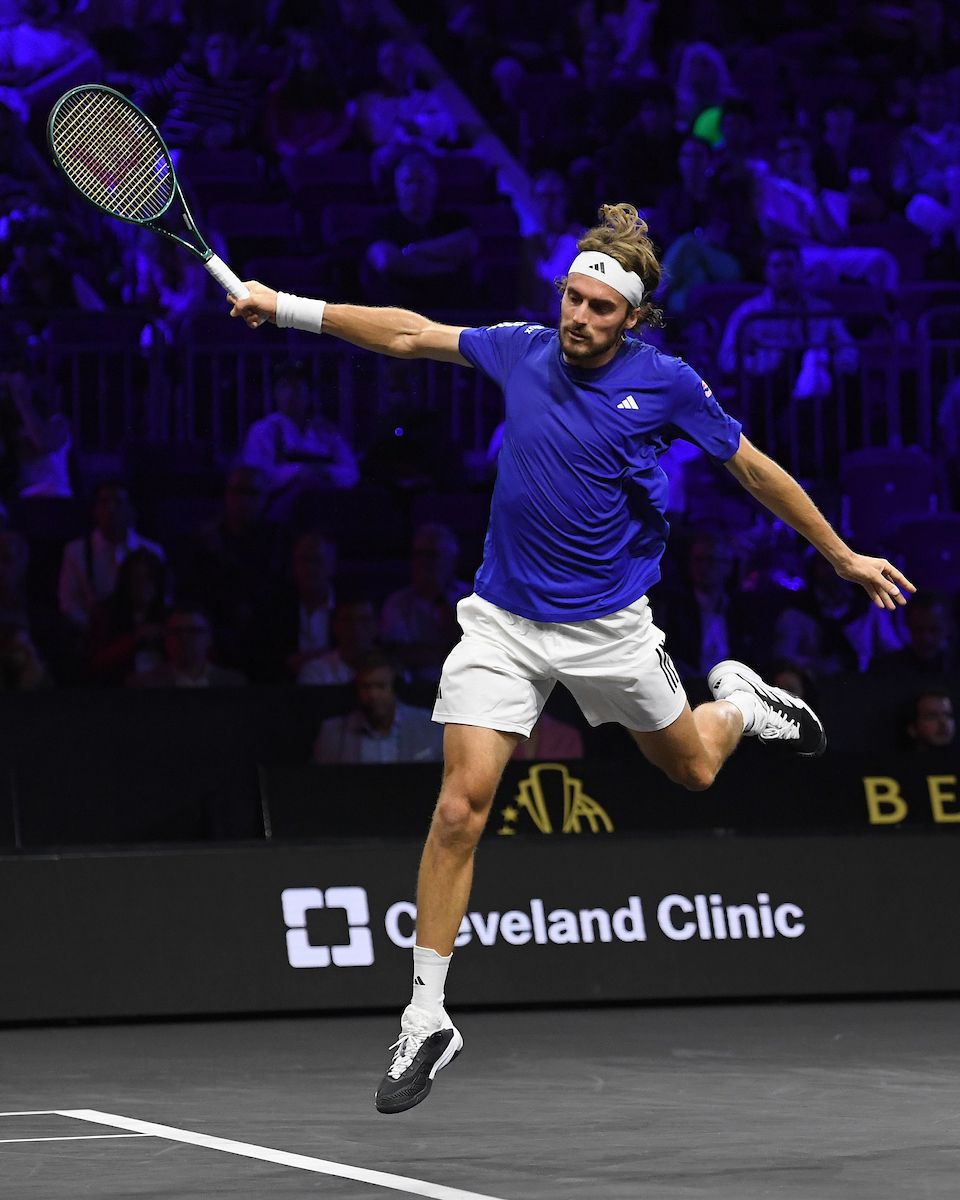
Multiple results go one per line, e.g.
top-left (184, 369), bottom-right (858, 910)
top-left (559, 323), bottom-right (624, 363)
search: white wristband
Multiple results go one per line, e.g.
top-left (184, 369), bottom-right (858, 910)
top-left (275, 291), bottom-right (327, 334)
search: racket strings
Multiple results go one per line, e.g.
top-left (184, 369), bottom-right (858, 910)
top-left (55, 92), bottom-right (169, 215)
top-left (52, 90), bottom-right (174, 221)
top-left (56, 96), bottom-right (170, 218)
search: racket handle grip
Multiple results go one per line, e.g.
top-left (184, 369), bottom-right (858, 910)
top-left (204, 253), bottom-right (249, 299)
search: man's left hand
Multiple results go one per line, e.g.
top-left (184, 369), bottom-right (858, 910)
top-left (835, 553), bottom-right (916, 610)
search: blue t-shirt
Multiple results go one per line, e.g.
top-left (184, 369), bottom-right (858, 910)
top-left (459, 323), bottom-right (742, 622)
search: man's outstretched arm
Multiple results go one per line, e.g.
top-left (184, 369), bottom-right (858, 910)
top-left (724, 434), bottom-right (916, 611)
top-left (227, 281), bottom-right (470, 365)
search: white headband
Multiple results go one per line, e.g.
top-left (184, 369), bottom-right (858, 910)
top-left (567, 251), bottom-right (645, 307)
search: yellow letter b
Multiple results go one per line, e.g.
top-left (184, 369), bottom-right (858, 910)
top-left (863, 776), bottom-right (908, 825)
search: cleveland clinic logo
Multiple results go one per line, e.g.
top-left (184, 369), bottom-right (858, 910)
top-left (281, 886), bottom-right (375, 968)
top-left (281, 884), bottom-right (805, 968)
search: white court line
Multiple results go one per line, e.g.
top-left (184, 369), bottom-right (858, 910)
top-left (61, 1110), bottom-right (512, 1200)
top-left (0, 1134), bottom-right (151, 1144)
top-left (0, 1110), bottom-right (65, 1116)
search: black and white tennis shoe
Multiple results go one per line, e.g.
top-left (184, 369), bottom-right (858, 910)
top-left (707, 659), bottom-right (826, 757)
top-left (375, 1004), bottom-right (463, 1114)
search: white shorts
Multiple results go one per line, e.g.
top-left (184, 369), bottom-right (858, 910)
top-left (432, 592), bottom-right (687, 737)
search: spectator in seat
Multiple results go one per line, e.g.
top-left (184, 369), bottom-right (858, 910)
top-left (892, 74), bottom-right (960, 251)
top-left (718, 242), bottom-right (858, 393)
top-left (0, 214), bottom-right (89, 315)
top-left (673, 42), bottom-right (732, 136)
top-left (299, 596), bottom-right (380, 685)
top-left (265, 27), bottom-right (353, 158)
top-left (518, 170), bottom-right (582, 323)
top-left (757, 134), bottom-right (899, 290)
top-left (133, 27), bottom-right (262, 151)
top-left (129, 607), bottom-right (246, 688)
top-left (123, 231), bottom-right (206, 345)
top-left (353, 38), bottom-right (460, 174)
top-left (559, 27), bottom-right (644, 161)
top-left (656, 135), bottom-right (715, 246)
top-left (87, 547), bottom-right (168, 686)
top-left (714, 96), bottom-right (766, 181)
top-left (313, 650), bottom-right (442, 764)
top-left (58, 480), bottom-right (165, 631)
top-left (241, 360), bottom-right (359, 518)
top-left (773, 552), bottom-right (901, 676)
top-left (811, 100), bottom-right (888, 223)
top-left (659, 190), bottom-right (743, 317)
top-left (251, 529), bottom-right (336, 682)
top-left (0, 368), bottom-right (72, 501)
top-left (0, 4), bottom-right (89, 91)
top-left (904, 688), bottom-right (956, 752)
top-left (363, 151), bottom-right (479, 313)
top-left (381, 523), bottom-right (470, 684)
top-left (871, 592), bottom-right (957, 677)
top-left (179, 464), bottom-right (277, 669)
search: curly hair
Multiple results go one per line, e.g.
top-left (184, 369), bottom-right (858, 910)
top-left (556, 202), bottom-right (664, 329)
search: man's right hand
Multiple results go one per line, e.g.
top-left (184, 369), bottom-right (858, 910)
top-left (228, 281), bottom-right (277, 329)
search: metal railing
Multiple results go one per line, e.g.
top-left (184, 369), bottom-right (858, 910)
top-left (731, 309), bottom-right (925, 477)
top-left (24, 307), bottom-right (960, 474)
top-left (31, 308), bottom-right (505, 462)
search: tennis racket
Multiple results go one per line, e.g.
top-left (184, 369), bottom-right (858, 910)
top-left (47, 83), bottom-right (249, 301)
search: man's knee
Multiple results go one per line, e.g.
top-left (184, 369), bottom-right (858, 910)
top-left (668, 759), bottom-right (717, 792)
top-left (432, 781), bottom-right (494, 846)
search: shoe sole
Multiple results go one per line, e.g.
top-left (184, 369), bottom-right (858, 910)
top-left (375, 1028), bottom-right (464, 1115)
top-left (708, 659), bottom-right (827, 758)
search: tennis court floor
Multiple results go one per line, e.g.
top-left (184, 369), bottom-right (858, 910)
top-left (3, 999), bottom-right (958, 1199)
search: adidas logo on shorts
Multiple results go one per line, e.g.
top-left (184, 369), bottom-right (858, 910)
top-left (617, 395), bottom-right (639, 410)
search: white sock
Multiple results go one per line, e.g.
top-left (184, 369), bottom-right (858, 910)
top-left (411, 944), bottom-right (451, 1014)
top-left (723, 689), bottom-right (760, 735)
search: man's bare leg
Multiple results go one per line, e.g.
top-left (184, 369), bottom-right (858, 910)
top-left (416, 722), bottom-right (520, 955)
top-left (375, 722), bottom-right (519, 1114)
top-left (632, 658), bottom-right (827, 787)
top-left (630, 700), bottom-right (744, 791)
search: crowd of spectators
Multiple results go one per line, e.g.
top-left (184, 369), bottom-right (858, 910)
top-left (0, 1), bottom-right (958, 762)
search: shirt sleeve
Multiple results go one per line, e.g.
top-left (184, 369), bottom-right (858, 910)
top-left (666, 360), bottom-right (742, 464)
top-left (458, 322), bottom-right (546, 388)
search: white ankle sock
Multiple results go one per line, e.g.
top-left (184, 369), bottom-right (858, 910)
top-left (411, 945), bottom-right (451, 1014)
top-left (723, 689), bottom-right (760, 735)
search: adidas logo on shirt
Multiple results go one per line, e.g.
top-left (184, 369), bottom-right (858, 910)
top-left (617, 395), bottom-right (639, 410)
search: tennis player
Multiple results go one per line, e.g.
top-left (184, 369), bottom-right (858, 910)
top-left (228, 204), bottom-right (914, 1114)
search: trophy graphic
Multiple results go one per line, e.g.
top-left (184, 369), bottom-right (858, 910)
top-left (499, 764), bottom-right (614, 835)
